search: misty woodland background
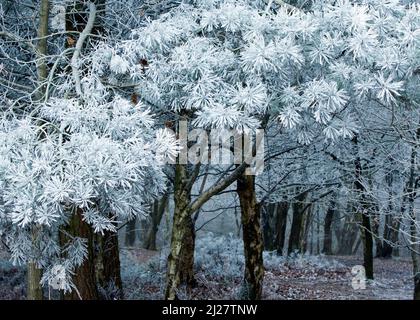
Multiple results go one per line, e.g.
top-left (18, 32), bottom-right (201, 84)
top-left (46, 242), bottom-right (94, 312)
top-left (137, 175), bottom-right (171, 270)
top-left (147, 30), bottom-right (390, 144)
top-left (0, 0), bottom-right (419, 300)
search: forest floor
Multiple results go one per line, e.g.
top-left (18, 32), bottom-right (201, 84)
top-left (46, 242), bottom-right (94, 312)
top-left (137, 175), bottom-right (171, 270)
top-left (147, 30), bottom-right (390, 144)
top-left (123, 248), bottom-right (414, 300)
top-left (0, 246), bottom-right (414, 300)
top-left (261, 255), bottom-right (413, 300)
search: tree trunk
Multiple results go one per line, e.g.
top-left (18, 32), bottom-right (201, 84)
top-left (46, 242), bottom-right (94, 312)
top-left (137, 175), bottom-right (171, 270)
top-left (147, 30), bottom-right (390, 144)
top-left (338, 213), bottom-right (359, 255)
top-left (323, 201), bottom-right (335, 255)
top-left (352, 234), bottom-right (362, 255)
top-left (359, 211), bottom-right (374, 280)
top-left (179, 216), bottom-right (196, 286)
top-left (262, 203), bottom-right (277, 251)
top-left (389, 205), bottom-right (403, 257)
top-left (27, 0), bottom-right (50, 300)
top-left (299, 204), bottom-right (313, 253)
top-left (27, 262), bottom-right (43, 300)
top-left (353, 135), bottom-right (374, 280)
top-left (58, 0), bottom-right (108, 301)
top-left (124, 219), bottom-right (137, 247)
top-left (237, 173), bottom-right (264, 300)
top-left (144, 194), bottom-right (169, 250)
top-left (371, 206), bottom-right (383, 258)
top-left (165, 163), bottom-right (194, 300)
top-left (380, 213), bottom-right (393, 258)
top-left (36, 0), bottom-right (49, 99)
top-left (275, 202), bottom-right (289, 256)
top-left (377, 170), bottom-right (393, 258)
top-left (407, 136), bottom-right (420, 300)
top-left (163, 117), bottom-right (260, 299)
top-left (61, 209), bottom-right (98, 300)
top-left (389, 220), bottom-right (401, 257)
top-left (288, 192), bottom-right (307, 255)
top-left (96, 230), bottom-right (123, 299)
top-left (415, 274), bottom-right (420, 300)
top-left (27, 225), bottom-right (43, 300)
top-left (316, 209), bottom-right (320, 254)
top-left (409, 195), bottom-right (420, 300)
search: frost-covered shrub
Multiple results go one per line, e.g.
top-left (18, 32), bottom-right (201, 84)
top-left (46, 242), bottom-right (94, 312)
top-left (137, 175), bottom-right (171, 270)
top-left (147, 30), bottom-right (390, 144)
top-left (120, 250), bottom-right (166, 300)
top-left (0, 35), bottom-right (179, 294)
top-left (194, 232), bottom-right (244, 280)
top-left (194, 233), bottom-right (345, 277)
top-left (120, 233), bottom-right (347, 299)
top-left (98, 280), bottom-right (123, 300)
top-left (263, 251), bottom-right (345, 273)
top-left (0, 259), bottom-right (26, 300)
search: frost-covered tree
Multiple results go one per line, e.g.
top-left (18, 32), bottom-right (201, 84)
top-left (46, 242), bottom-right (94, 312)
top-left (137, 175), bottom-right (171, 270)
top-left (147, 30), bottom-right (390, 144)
top-left (0, 0), bottom-right (419, 301)
top-left (119, 0), bottom-right (417, 299)
top-left (263, 0), bottom-right (420, 296)
top-left (0, 1), bottom-right (178, 299)
top-left (106, 0), bottom-right (393, 299)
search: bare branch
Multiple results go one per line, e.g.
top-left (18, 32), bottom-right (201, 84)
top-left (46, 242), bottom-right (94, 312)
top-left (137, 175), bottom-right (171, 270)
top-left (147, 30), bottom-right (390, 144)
top-left (70, 2), bottom-right (97, 97)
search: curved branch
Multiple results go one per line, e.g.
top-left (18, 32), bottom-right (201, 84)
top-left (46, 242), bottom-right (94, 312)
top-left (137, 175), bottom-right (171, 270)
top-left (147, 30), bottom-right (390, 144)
top-left (70, 2), bottom-right (97, 97)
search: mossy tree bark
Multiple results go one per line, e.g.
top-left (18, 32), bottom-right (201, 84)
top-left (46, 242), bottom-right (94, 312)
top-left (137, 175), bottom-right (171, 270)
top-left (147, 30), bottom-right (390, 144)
top-left (165, 163), bottom-right (195, 300)
top-left (164, 128), bottom-right (251, 299)
top-left (27, 259), bottom-right (43, 300)
top-left (27, 0), bottom-right (50, 300)
top-left (237, 173), bottom-right (264, 300)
